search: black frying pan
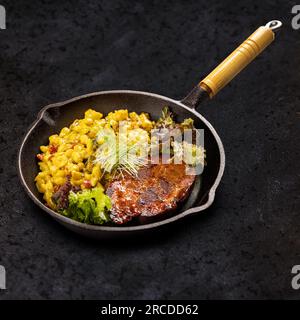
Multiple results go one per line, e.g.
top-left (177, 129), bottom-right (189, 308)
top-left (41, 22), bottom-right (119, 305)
top-left (18, 21), bottom-right (281, 239)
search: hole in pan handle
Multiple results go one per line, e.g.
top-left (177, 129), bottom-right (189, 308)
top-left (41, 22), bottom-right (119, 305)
top-left (181, 20), bottom-right (282, 110)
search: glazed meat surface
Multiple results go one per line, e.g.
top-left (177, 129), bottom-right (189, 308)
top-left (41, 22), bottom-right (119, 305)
top-left (106, 162), bottom-right (196, 224)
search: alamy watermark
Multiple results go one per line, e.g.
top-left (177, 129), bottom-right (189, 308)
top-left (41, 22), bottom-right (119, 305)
top-left (291, 265), bottom-right (300, 290)
top-left (0, 5), bottom-right (5, 30)
top-left (292, 5), bottom-right (300, 30)
top-left (0, 5), bottom-right (300, 31)
top-left (94, 121), bottom-right (205, 176)
top-left (0, 265), bottom-right (6, 290)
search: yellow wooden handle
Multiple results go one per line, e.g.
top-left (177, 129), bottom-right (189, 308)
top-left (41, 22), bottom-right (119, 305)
top-left (200, 23), bottom-right (279, 97)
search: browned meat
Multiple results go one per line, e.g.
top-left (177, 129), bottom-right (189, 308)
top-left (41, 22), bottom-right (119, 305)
top-left (106, 162), bottom-right (196, 224)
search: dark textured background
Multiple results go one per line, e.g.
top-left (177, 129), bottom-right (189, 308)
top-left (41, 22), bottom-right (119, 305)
top-left (0, 0), bottom-right (299, 299)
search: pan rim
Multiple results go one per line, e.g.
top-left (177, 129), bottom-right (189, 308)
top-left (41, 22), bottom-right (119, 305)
top-left (18, 90), bottom-right (225, 232)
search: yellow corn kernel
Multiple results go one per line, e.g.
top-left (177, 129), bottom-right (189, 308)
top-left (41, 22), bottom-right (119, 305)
top-left (139, 113), bottom-right (153, 131)
top-left (85, 109), bottom-right (103, 120)
top-left (66, 163), bottom-right (79, 172)
top-left (55, 169), bottom-right (66, 177)
top-left (79, 148), bottom-right (88, 158)
top-left (60, 127), bottom-right (70, 137)
top-left (45, 180), bottom-right (53, 191)
top-left (36, 182), bottom-right (46, 193)
top-left (58, 143), bottom-right (73, 153)
top-left (68, 132), bottom-right (79, 141)
top-left (88, 129), bottom-right (97, 138)
top-left (109, 119), bottom-right (118, 128)
top-left (79, 134), bottom-right (89, 145)
top-left (91, 164), bottom-right (101, 179)
top-left (90, 177), bottom-right (98, 187)
top-left (85, 118), bottom-right (94, 126)
top-left (65, 149), bottom-right (73, 158)
top-left (52, 155), bottom-right (68, 168)
top-left (72, 125), bottom-right (83, 133)
top-left (96, 136), bottom-right (105, 145)
top-left (73, 144), bottom-right (83, 152)
top-left (49, 135), bottom-right (61, 145)
top-left (71, 178), bottom-right (83, 186)
top-left (77, 162), bottom-right (85, 171)
top-left (49, 165), bottom-right (58, 174)
top-left (40, 146), bottom-right (48, 153)
top-left (39, 162), bottom-right (48, 172)
top-left (86, 140), bottom-right (94, 155)
top-left (96, 119), bottom-right (106, 127)
top-left (44, 192), bottom-right (55, 208)
top-left (53, 176), bottom-right (66, 186)
top-left (84, 173), bottom-right (91, 180)
top-left (71, 171), bottom-right (82, 180)
top-left (72, 151), bottom-right (82, 163)
top-left (35, 171), bottom-right (47, 181)
top-left (129, 112), bottom-right (139, 121)
top-left (115, 110), bottom-right (129, 121)
top-left (43, 154), bottom-right (52, 162)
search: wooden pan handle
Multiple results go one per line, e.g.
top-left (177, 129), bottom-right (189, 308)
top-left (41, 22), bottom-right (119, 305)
top-left (181, 20), bottom-right (282, 108)
top-left (199, 21), bottom-right (282, 97)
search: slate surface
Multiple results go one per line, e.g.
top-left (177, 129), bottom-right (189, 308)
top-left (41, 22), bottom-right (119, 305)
top-left (0, 0), bottom-right (299, 299)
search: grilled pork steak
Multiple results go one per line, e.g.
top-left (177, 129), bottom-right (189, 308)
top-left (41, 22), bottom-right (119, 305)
top-left (106, 162), bottom-right (196, 224)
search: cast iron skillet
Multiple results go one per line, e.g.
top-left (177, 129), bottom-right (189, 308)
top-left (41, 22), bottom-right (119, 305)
top-left (18, 21), bottom-right (281, 238)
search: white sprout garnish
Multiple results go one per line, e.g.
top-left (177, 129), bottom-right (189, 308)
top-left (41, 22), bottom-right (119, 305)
top-left (94, 128), bottom-right (148, 178)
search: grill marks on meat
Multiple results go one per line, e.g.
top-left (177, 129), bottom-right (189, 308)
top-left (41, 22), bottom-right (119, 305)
top-left (107, 163), bottom-right (196, 224)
